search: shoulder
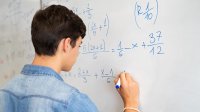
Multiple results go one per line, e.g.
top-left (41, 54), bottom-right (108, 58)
top-left (0, 75), bottom-right (78, 104)
top-left (46, 79), bottom-right (99, 111)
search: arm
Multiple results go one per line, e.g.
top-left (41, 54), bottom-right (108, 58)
top-left (114, 72), bottom-right (140, 112)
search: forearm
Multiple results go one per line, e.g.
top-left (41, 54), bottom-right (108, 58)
top-left (114, 73), bottom-right (140, 112)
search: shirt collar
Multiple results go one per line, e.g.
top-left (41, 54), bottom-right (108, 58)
top-left (21, 64), bottom-right (64, 81)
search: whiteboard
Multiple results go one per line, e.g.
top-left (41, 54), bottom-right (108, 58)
top-left (1, 0), bottom-right (200, 112)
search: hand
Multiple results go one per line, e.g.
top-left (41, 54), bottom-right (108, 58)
top-left (114, 72), bottom-right (139, 108)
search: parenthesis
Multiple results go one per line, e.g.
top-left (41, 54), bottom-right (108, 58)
top-left (106, 14), bottom-right (109, 37)
top-left (154, 0), bottom-right (158, 24)
top-left (134, 1), bottom-right (141, 29)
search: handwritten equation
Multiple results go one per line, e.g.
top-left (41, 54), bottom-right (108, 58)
top-left (62, 67), bottom-right (115, 83)
top-left (80, 31), bottom-right (164, 59)
top-left (72, 3), bottom-right (93, 19)
top-left (88, 14), bottom-right (109, 38)
top-left (142, 31), bottom-right (164, 55)
top-left (134, 0), bottom-right (158, 29)
top-left (71, 3), bottom-right (110, 38)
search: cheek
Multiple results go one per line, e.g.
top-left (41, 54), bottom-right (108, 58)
top-left (76, 47), bottom-right (80, 55)
top-left (72, 48), bottom-right (79, 59)
top-left (77, 49), bottom-right (80, 55)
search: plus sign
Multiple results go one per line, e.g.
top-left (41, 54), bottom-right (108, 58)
top-left (142, 42), bottom-right (146, 48)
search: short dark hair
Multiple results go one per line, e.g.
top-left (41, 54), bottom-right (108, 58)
top-left (31, 5), bottom-right (86, 56)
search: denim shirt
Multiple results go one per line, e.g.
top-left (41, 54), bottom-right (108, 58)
top-left (0, 64), bottom-right (98, 112)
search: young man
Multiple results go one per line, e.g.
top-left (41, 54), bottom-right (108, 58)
top-left (0, 5), bottom-right (139, 112)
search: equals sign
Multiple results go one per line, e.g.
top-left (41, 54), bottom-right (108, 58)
top-left (112, 49), bottom-right (115, 52)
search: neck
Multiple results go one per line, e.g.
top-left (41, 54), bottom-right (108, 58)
top-left (32, 54), bottom-right (62, 74)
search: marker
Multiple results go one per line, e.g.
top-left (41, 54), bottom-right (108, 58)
top-left (115, 78), bottom-right (121, 89)
top-left (115, 71), bottom-right (125, 89)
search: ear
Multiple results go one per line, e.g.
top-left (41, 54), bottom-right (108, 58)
top-left (63, 38), bottom-right (72, 53)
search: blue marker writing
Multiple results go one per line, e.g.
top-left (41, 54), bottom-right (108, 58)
top-left (115, 78), bottom-right (121, 89)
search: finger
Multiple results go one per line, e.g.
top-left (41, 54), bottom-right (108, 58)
top-left (119, 72), bottom-right (127, 85)
top-left (114, 75), bottom-right (120, 84)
